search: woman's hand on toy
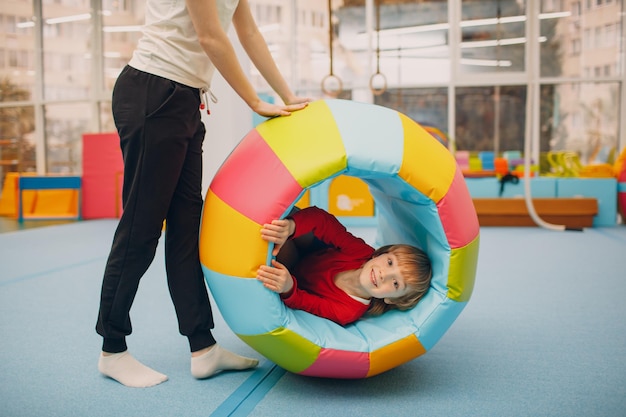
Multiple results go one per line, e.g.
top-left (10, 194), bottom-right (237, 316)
top-left (261, 219), bottom-right (294, 255)
top-left (256, 259), bottom-right (293, 294)
top-left (252, 99), bottom-right (308, 118)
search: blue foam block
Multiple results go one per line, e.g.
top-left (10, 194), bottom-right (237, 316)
top-left (556, 178), bottom-right (617, 226)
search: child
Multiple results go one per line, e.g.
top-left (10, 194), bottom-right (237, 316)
top-left (256, 206), bottom-right (432, 326)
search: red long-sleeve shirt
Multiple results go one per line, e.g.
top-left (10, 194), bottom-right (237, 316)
top-left (281, 206), bottom-right (375, 325)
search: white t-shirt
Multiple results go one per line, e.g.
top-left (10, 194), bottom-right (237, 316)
top-left (129, 0), bottom-right (240, 89)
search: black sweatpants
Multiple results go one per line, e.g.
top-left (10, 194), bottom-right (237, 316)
top-left (96, 65), bottom-right (216, 353)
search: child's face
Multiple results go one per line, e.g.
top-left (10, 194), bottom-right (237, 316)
top-left (359, 252), bottom-right (410, 301)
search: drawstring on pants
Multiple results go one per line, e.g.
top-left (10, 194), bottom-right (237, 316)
top-left (200, 87), bottom-right (218, 115)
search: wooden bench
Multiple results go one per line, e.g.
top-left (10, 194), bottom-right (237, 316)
top-left (473, 198), bottom-right (598, 228)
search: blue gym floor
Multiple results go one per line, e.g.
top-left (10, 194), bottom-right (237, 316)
top-left (1, 219), bottom-right (625, 417)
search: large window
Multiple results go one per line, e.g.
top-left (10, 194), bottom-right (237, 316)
top-left (0, 103), bottom-right (36, 175)
top-left (42, 1), bottom-right (91, 101)
top-left (540, 0), bottom-right (622, 78)
top-left (460, 0), bottom-right (526, 74)
top-left (1, 0), bottom-right (36, 179)
top-left (374, 87), bottom-right (449, 140)
top-left (455, 85), bottom-right (526, 153)
top-left (0, 0), bottom-right (624, 186)
top-left (540, 82), bottom-right (620, 161)
top-left (44, 103), bottom-right (89, 174)
top-left (102, 0), bottom-right (144, 94)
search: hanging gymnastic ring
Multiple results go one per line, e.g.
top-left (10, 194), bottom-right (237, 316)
top-left (321, 74), bottom-right (343, 98)
top-left (369, 72), bottom-right (387, 96)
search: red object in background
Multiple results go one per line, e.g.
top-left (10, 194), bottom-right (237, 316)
top-left (494, 157), bottom-right (509, 176)
top-left (82, 133), bottom-right (124, 219)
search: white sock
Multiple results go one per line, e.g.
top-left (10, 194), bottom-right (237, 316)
top-left (191, 345), bottom-right (259, 379)
top-left (98, 351), bottom-right (168, 388)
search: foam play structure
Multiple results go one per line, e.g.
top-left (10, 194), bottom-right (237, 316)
top-left (17, 175), bottom-right (81, 222)
top-left (199, 99), bottom-right (480, 378)
top-left (81, 133), bottom-right (124, 219)
top-left (0, 172), bottom-right (81, 221)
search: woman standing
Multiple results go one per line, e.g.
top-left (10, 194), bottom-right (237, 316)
top-left (96, 0), bottom-right (309, 388)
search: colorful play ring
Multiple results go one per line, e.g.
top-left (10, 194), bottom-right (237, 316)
top-left (199, 99), bottom-right (480, 378)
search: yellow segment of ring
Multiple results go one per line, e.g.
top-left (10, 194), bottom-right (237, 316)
top-left (256, 101), bottom-right (347, 188)
top-left (398, 113), bottom-right (455, 203)
top-left (199, 190), bottom-right (267, 278)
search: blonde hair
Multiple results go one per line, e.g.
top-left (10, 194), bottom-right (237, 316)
top-left (366, 244), bottom-right (432, 317)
